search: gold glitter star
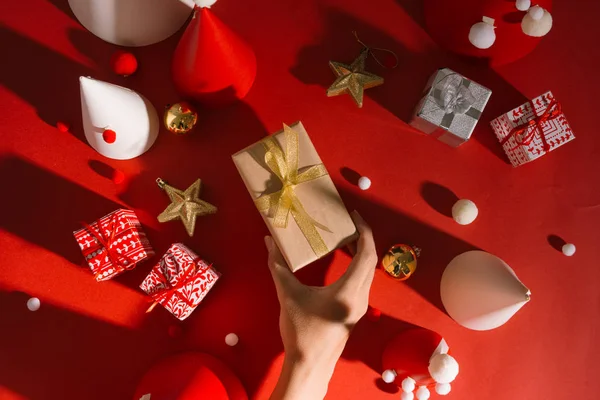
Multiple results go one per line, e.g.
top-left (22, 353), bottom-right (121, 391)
top-left (327, 49), bottom-right (384, 108)
top-left (157, 178), bottom-right (217, 236)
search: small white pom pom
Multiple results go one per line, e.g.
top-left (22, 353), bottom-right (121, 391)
top-left (416, 386), bottom-right (431, 400)
top-left (522, 8), bottom-right (553, 37)
top-left (515, 0), bottom-right (531, 11)
top-left (401, 392), bottom-right (415, 400)
top-left (358, 176), bottom-right (372, 190)
top-left (27, 297), bottom-right (41, 311)
top-left (452, 199), bottom-right (478, 225)
top-left (193, 0), bottom-right (217, 8)
top-left (429, 354), bottom-right (460, 384)
top-left (401, 377), bottom-right (416, 393)
top-left (225, 333), bottom-right (239, 346)
top-left (468, 20), bottom-right (496, 49)
top-left (435, 383), bottom-right (452, 395)
top-left (528, 5), bottom-right (544, 20)
top-left (562, 243), bottom-right (576, 256)
top-left (381, 369), bottom-right (397, 383)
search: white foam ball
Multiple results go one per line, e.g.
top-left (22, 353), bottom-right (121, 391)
top-left (468, 21), bottom-right (496, 49)
top-left (27, 297), bottom-right (41, 311)
top-left (452, 199), bottom-right (478, 225)
top-left (416, 386), bottom-right (431, 400)
top-left (522, 8), bottom-right (553, 37)
top-left (401, 392), bottom-right (415, 400)
top-left (515, 0), bottom-right (531, 11)
top-left (436, 383), bottom-right (452, 395)
top-left (562, 243), bottom-right (576, 256)
top-left (429, 354), bottom-right (460, 384)
top-left (381, 369), bottom-right (397, 383)
top-left (193, 0), bottom-right (217, 8)
top-left (401, 377), bottom-right (416, 393)
top-left (225, 333), bottom-right (239, 346)
top-left (358, 176), bottom-right (372, 190)
top-left (528, 5), bottom-right (544, 20)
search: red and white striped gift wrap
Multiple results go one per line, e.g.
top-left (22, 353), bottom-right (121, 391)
top-left (140, 243), bottom-right (220, 321)
top-left (73, 209), bottom-right (154, 281)
top-left (490, 91), bottom-right (575, 167)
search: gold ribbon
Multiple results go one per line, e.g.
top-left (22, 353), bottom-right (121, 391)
top-left (254, 124), bottom-right (331, 257)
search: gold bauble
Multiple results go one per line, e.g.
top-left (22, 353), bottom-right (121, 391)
top-left (382, 244), bottom-right (420, 280)
top-left (164, 102), bottom-right (198, 134)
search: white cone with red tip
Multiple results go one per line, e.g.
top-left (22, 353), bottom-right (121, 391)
top-left (79, 76), bottom-right (159, 160)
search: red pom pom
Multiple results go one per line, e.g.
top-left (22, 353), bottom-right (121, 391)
top-left (366, 306), bottom-right (382, 321)
top-left (168, 325), bottom-right (183, 338)
top-left (102, 129), bottom-right (117, 144)
top-left (110, 51), bottom-right (138, 76)
top-left (112, 170), bottom-right (125, 185)
top-left (56, 121), bottom-right (70, 133)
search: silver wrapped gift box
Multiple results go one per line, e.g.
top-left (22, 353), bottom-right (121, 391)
top-left (410, 68), bottom-right (492, 147)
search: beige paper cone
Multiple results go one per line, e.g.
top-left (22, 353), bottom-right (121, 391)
top-left (440, 251), bottom-right (531, 331)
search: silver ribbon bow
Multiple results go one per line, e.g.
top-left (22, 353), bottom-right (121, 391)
top-left (431, 73), bottom-right (481, 130)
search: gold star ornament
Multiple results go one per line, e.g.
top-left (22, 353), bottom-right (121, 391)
top-left (156, 178), bottom-right (217, 236)
top-left (327, 48), bottom-right (384, 108)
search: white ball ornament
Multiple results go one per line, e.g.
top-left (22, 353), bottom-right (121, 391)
top-left (381, 369), bottom-right (397, 383)
top-left (528, 5), bottom-right (544, 20)
top-left (429, 354), bottom-right (460, 384)
top-left (27, 297), bottom-right (41, 311)
top-left (452, 199), bottom-right (478, 225)
top-left (562, 243), bottom-right (576, 256)
top-left (415, 386), bottom-right (431, 400)
top-left (401, 392), bottom-right (415, 400)
top-left (225, 333), bottom-right (239, 346)
top-left (468, 18), bottom-right (496, 49)
top-left (435, 383), bottom-right (452, 396)
top-left (515, 0), bottom-right (531, 11)
top-left (401, 377), bottom-right (416, 393)
top-left (358, 176), bottom-right (372, 190)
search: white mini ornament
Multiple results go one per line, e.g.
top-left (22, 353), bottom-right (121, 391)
top-left (382, 369), bottom-right (397, 383)
top-left (225, 333), bottom-right (239, 346)
top-left (358, 176), bottom-right (372, 190)
top-left (27, 297), bottom-right (41, 311)
top-left (468, 17), bottom-right (496, 49)
top-left (441, 250), bottom-right (531, 331)
top-left (401, 392), bottom-right (415, 400)
top-left (452, 199), bottom-right (478, 225)
top-left (416, 386), bottom-right (430, 400)
top-left (562, 243), bottom-right (576, 256)
top-left (193, 0), bottom-right (217, 7)
top-left (79, 77), bottom-right (159, 160)
top-left (68, 0), bottom-right (195, 47)
top-left (522, 6), bottom-right (553, 37)
top-left (401, 377), bottom-right (416, 392)
top-left (515, 0), bottom-right (531, 11)
top-left (435, 383), bottom-right (452, 396)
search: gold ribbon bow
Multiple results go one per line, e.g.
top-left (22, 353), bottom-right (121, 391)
top-left (254, 124), bottom-right (331, 257)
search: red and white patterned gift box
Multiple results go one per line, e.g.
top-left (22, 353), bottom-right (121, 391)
top-left (74, 209), bottom-right (154, 282)
top-left (140, 243), bottom-right (220, 321)
top-left (490, 91), bottom-right (575, 167)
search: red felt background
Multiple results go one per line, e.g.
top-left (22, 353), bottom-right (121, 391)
top-left (1, 1), bottom-right (599, 399)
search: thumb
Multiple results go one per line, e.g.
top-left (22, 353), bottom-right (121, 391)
top-left (264, 236), bottom-right (301, 299)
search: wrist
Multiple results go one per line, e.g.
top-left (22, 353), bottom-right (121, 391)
top-left (271, 352), bottom-right (339, 400)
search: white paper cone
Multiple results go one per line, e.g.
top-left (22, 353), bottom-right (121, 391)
top-left (440, 251), bottom-right (531, 331)
top-left (68, 0), bottom-right (195, 47)
top-left (79, 76), bottom-right (159, 160)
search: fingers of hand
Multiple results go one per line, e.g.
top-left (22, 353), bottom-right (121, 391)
top-left (264, 236), bottom-right (301, 296)
top-left (341, 212), bottom-right (378, 289)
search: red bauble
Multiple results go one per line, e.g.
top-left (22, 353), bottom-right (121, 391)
top-left (102, 129), bottom-right (117, 144)
top-left (172, 6), bottom-right (257, 106)
top-left (424, 0), bottom-right (553, 66)
top-left (110, 51), bottom-right (138, 76)
top-left (133, 352), bottom-right (248, 400)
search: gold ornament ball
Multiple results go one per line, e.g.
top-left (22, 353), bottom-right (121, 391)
top-left (164, 102), bottom-right (198, 134)
top-left (382, 244), bottom-right (420, 280)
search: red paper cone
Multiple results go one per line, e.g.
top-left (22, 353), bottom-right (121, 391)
top-left (172, 6), bottom-right (257, 106)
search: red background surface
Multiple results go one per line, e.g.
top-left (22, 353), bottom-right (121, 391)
top-left (1, 1), bottom-right (599, 399)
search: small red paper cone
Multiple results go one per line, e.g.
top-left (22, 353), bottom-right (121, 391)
top-left (172, 6), bottom-right (257, 107)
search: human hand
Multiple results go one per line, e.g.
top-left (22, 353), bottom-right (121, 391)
top-left (266, 211), bottom-right (377, 400)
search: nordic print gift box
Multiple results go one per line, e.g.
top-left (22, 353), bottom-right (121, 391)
top-left (74, 209), bottom-right (154, 281)
top-left (410, 68), bottom-right (492, 147)
top-left (490, 91), bottom-right (575, 167)
top-left (140, 243), bottom-right (220, 321)
top-left (232, 121), bottom-right (358, 272)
